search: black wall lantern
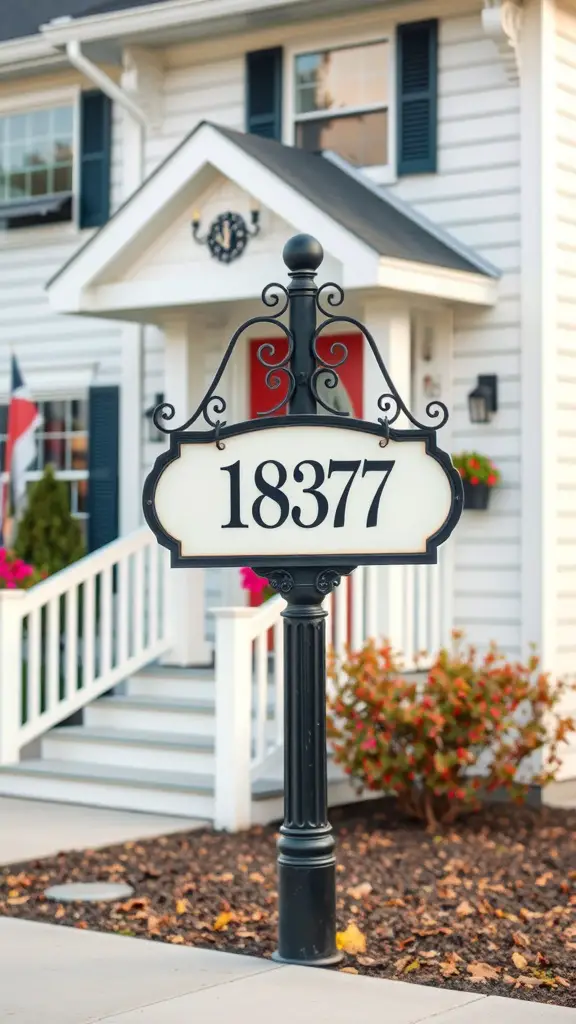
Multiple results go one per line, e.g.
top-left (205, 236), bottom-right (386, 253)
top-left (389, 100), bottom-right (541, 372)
top-left (467, 375), bottom-right (498, 424)
top-left (145, 393), bottom-right (165, 443)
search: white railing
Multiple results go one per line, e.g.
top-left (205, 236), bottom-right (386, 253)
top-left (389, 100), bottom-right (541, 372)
top-left (0, 527), bottom-right (170, 765)
top-left (212, 554), bottom-right (453, 829)
top-left (213, 595), bottom-right (284, 831)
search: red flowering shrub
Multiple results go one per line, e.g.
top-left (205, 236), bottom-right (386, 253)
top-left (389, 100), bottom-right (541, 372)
top-left (327, 635), bottom-right (575, 828)
top-left (0, 548), bottom-right (43, 590)
top-left (452, 451), bottom-right (499, 488)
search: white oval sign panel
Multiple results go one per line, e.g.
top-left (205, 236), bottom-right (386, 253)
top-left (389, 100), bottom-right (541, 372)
top-left (143, 420), bottom-right (462, 568)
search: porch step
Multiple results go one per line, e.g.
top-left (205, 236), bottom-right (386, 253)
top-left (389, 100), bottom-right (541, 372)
top-left (85, 695), bottom-right (216, 736)
top-left (127, 666), bottom-right (216, 701)
top-left (0, 760), bottom-right (215, 818)
top-left (43, 727), bottom-right (215, 774)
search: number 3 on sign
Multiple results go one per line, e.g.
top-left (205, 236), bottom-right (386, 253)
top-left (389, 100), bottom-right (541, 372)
top-left (221, 458), bottom-right (394, 531)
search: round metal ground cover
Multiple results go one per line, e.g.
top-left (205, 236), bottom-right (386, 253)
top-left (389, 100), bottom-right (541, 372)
top-left (44, 882), bottom-right (134, 903)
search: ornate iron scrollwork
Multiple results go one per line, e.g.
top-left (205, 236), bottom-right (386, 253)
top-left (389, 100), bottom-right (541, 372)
top-left (153, 244), bottom-right (449, 436)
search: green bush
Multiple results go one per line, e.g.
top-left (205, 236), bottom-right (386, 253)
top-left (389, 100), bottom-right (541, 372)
top-left (15, 465), bottom-right (85, 576)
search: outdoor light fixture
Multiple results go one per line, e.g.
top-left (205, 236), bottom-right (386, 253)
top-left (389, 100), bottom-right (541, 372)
top-left (145, 393), bottom-right (165, 443)
top-left (467, 375), bottom-right (498, 424)
top-left (191, 207), bottom-right (260, 263)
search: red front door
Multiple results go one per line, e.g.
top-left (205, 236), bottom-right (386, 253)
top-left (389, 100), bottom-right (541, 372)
top-left (247, 334), bottom-right (364, 628)
top-left (249, 333), bottom-right (363, 419)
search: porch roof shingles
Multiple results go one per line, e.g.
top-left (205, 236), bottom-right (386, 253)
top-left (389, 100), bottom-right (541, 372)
top-left (216, 126), bottom-right (496, 277)
top-left (0, 0), bottom-right (161, 43)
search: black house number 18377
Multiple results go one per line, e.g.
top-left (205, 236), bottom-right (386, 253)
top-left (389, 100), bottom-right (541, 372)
top-left (221, 458), bottom-right (395, 531)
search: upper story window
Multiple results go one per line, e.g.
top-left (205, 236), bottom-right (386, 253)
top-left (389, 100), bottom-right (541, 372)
top-left (0, 106), bottom-right (74, 203)
top-left (293, 41), bottom-right (390, 168)
top-left (0, 106), bottom-right (74, 227)
top-left (0, 90), bottom-right (111, 232)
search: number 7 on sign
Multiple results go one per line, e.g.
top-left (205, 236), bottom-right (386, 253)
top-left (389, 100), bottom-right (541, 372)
top-left (362, 460), bottom-right (395, 528)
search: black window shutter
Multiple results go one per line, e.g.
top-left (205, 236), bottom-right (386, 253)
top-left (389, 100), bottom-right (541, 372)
top-left (246, 48), bottom-right (283, 140)
top-left (88, 386), bottom-right (119, 553)
top-left (79, 90), bottom-right (112, 229)
top-left (397, 20), bottom-right (438, 175)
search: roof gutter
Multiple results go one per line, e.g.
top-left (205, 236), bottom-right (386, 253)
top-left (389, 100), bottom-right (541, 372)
top-left (66, 39), bottom-right (148, 127)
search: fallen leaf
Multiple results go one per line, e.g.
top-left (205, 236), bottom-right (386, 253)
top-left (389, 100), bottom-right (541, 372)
top-left (535, 873), bottom-right (553, 887)
top-left (54, 906), bottom-right (66, 919)
top-left (167, 935), bottom-right (185, 944)
top-left (404, 960), bottom-right (421, 974)
top-left (467, 961), bottom-right (500, 983)
top-left (176, 899), bottom-right (188, 915)
top-left (213, 911), bottom-right (236, 931)
top-left (512, 931), bottom-right (530, 948)
top-left (7, 895), bottom-right (29, 905)
top-left (236, 929), bottom-right (257, 939)
top-left (397, 936), bottom-right (416, 951)
top-left (441, 874), bottom-right (462, 886)
top-left (249, 872), bottom-right (265, 884)
top-left (395, 956), bottom-right (411, 973)
top-left (456, 900), bottom-right (475, 917)
top-left (555, 976), bottom-right (571, 988)
top-left (512, 952), bottom-right (527, 970)
top-left (119, 897), bottom-right (149, 913)
top-left (347, 882), bottom-right (372, 900)
top-left (336, 922), bottom-right (366, 955)
top-left (357, 956), bottom-right (382, 967)
top-left (515, 975), bottom-right (543, 989)
top-left (339, 967), bottom-right (359, 974)
top-left (536, 951), bottom-right (549, 966)
top-left (421, 951), bottom-right (439, 959)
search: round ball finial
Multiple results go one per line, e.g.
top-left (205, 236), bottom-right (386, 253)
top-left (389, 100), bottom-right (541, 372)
top-left (283, 234), bottom-right (324, 273)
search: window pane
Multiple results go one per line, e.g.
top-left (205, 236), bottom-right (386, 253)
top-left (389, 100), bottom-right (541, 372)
top-left (43, 401), bottom-right (66, 432)
top-left (9, 172), bottom-right (27, 198)
top-left (54, 106), bottom-right (73, 135)
top-left (30, 109), bottom-right (50, 138)
top-left (43, 437), bottom-right (66, 469)
top-left (295, 42), bottom-right (389, 115)
top-left (77, 478), bottom-right (88, 515)
top-left (71, 399), bottom-right (88, 431)
top-left (295, 109), bottom-right (388, 166)
top-left (71, 436), bottom-right (88, 472)
top-left (53, 165), bottom-right (72, 193)
top-left (8, 114), bottom-right (27, 141)
top-left (31, 169), bottom-right (49, 196)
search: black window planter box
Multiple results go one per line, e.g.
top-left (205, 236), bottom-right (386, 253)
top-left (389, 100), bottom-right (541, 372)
top-left (463, 480), bottom-right (491, 510)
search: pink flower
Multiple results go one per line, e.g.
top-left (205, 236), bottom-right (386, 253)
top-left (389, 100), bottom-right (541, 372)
top-left (240, 567), bottom-right (269, 595)
top-left (360, 737), bottom-right (377, 752)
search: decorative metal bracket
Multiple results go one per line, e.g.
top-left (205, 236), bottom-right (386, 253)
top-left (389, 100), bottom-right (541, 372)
top-left (152, 235), bottom-right (450, 442)
top-left (482, 0), bottom-right (523, 83)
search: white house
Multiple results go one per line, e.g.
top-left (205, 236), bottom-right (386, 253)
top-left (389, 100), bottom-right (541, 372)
top-left (0, 0), bottom-right (574, 827)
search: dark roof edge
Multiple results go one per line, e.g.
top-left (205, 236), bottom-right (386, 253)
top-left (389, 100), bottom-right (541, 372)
top-left (322, 152), bottom-right (501, 280)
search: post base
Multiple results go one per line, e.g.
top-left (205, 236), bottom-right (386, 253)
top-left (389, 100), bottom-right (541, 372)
top-left (271, 951), bottom-right (343, 967)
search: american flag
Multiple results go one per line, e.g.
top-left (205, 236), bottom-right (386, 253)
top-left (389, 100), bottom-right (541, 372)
top-left (0, 356), bottom-right (41, 544)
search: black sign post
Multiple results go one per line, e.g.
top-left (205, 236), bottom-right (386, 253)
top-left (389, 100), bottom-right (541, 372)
top-left (143, 233), bottom-right (463, 966)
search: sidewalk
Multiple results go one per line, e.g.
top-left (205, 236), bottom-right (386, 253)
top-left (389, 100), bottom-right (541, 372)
top-left (1, 918), bottom-right (573, 1024)
top-left (0, 796), bottom-right (206, 864)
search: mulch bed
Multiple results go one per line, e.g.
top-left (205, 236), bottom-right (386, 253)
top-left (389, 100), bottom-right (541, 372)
top-left (1, 800), bottom-right (575, 1007)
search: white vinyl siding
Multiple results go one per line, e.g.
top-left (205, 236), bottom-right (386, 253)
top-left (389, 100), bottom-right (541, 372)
top-left (391, 11), bottom-right (522, 657)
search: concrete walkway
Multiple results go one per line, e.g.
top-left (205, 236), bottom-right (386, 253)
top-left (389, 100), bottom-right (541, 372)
top-left (0, 796), bottom-right (206, 864)
top-left (1, 918), bottom-right (573, 1024)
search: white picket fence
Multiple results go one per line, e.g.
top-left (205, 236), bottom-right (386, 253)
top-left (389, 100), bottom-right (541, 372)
top-left (213, 556), bottom-right (452, 829)
top-left (0, 528), bottom-right (170, 765)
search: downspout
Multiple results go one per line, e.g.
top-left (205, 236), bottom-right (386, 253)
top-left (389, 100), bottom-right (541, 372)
top-left (66, 39), bottom-right (148, 127)
top-left (66, 38), bottom-right (147, 535)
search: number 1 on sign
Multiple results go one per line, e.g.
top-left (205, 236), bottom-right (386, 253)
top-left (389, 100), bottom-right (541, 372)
top-left (221, 458), bottom-right (395, 530)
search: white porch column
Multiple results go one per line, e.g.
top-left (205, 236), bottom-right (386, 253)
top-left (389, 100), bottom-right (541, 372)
top-left (362, 301), bottom-right (412, 653)
top-left (161, 316), bottom-right (212, 666)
